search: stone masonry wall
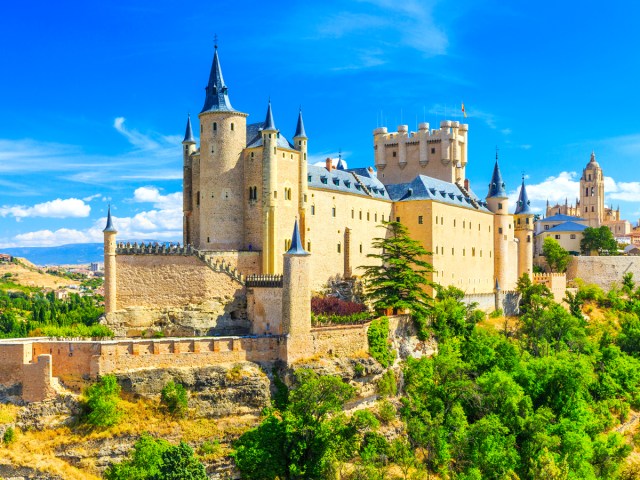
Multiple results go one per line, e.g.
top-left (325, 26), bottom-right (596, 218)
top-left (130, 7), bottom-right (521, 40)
top-left (22, 355), bottom-right (55, 403)
top-left (566, 256), bottom-right (640, 290)
top-left (0, 342), bottom-right (31, 384)
top-left (311, 324), bottom-right (369, 358)
top-left (533, 273), bottom-right (567, 303)
top-left (247, 287), bottom-right (283, 335)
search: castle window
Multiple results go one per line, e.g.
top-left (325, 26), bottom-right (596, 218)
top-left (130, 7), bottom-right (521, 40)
top-left (381, 214), bottom-right (385, 221)
top-left (284, 239), bottom-right (291, 250)
top-left (454, 219), bottom-right (456, 227)
top-left (249, 186), bottom-right (258, 201)
top-left (304, 153), bottom-right (307, 160)
top-left (452, 248), bottom-right (455, 255)
top-left (393, 151), bottom-right (397, 157)
top-left (321, 176), bottom-right (328, 184)
top-left (441, 216), bottom-right (443, 225)
top-left (337, 243), bottom-right (341, 253)
top-left (499, 227), bottom-right (503, 234)
top-left (251, 152), bottom-right (254, 158)
top-left (591, 187), bottom-right (594, 196)
top-left (352, 209), bottom-right (354, 219)
top-left (196, 191), bottom-right (200, 206)
top-left (592, 206), bottom-right (595, 212)
top-left (274, 191), bottom-right (277, 199)
top-left (555, 234), bottom-right (561, 240)
top-left (230, 123), bottom-right (234, 131)
top-left (585, 207), bottom-right (588, 212)
top-left (311, 205), bottom-right (315, 215)
top-left (360, 244), bottom-right (363, 253)
top-left (332, 207), bottom-right (336, 217)
top-left (588, 174), bottom-right (591, 181)
top-left (480, 249), bottom-right (483, 257)
top-left (367, 212), bottom-right (370, 221)
top-left (298, 140), bottom-right (302, 146)
top-left (463, 220), bottom-right (466, 228)
top-left (359, 211), bottom-right (362, 220)
top-left (396, 217), bottom-right (400, 222)
top-left (274, 147), bottom-right (276, 154)
top-left (472, 247), bottom-right (475, 257)
top-left (418, 215), bottom-right (423, 224)
top-left (478, 224), bottom-right (481, 231)
top-left (463, 248), bottom-right (465, 256)
top-left (375, 213), bottom-right (378, 221)
top-left (544, 225), bottom-right (549, 230)
top-left (284, 188), bottom-right (292, 200)
top-left (304, 194), bottom-right (307, 202)
top-left (200, 124), bottom-right (203, 133)
top-left (291, 154), bottom-right (293, 159)
top-left (431, 147), bottom-right (436, 154)
top-left (436, 216), bottom-right (438, 225)
top-left (213, 122), bottom-right (217, 131)
top-left (307, 241), bottom-right (311, 252)
top-left (526, 218), bottom-right (530, 224)
top-left (207, 237), bottom-right (210, 243)
top-left (307, 175), bottom-right (312, 182)
top-left (498, 202), bottom-right (503, 210)
top-left (283, 152), bottom-right (285, 158)
top-left (528, 236), bottom-right (531, 242)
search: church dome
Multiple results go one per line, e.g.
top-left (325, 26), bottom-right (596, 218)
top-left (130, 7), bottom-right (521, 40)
top-left (587, 150), bottom-right (600, 168)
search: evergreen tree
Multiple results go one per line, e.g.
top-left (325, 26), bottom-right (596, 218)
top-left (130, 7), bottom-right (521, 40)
top-left (360, 221), bottom-right (434, 337)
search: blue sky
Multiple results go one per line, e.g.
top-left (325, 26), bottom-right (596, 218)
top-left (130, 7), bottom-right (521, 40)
top-left (1, 0), bottom-right (640, 247)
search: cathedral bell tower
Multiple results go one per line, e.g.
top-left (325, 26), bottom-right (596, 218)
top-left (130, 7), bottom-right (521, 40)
top-left (580, 151), bottom-right (605, 227)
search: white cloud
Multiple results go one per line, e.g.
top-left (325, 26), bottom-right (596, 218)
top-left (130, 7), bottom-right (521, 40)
top-left (133, 186), bottom-right (182, 210)
top-left (507, 171), bottom-right (580, 214)
top-left (0, 198), bottom-right (91, 219)
top-left (11, 228), bottom-right (98, 247)
top-left (82, 193), bottom-right (102, 202)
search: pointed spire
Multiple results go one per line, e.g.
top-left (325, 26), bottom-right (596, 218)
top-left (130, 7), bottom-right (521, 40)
top-left (201, 44), bottom-right (235, 113)
top-left (336, 150), bottom-right (346, 170)
top-left (514, 176), bottom-right (533, 215)
top-left (286, 219), bottom-right (309, 255)
top-left (495, 278), bottom-right (501, 291)
top-left (293, 108), bottom-right (307, 138)
top-left (103, 205), bottom-right (117, 233)
top-left (263, 99), bottom-right (277, 131)
top-left (487, 153), bottom-right (507, 198)
top-left (183, 114), bottom-right (195, 144)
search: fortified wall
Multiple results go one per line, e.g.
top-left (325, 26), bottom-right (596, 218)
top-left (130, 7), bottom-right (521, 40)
top-left (567, 256), bottom-right (640, 290)
top-left (532, 273), bottom-right (567, 303)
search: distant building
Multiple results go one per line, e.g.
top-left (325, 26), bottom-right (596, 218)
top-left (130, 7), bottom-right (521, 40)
top-left (534, 214), bottom-right (588, 255)
top-left (0, 254), bottom-right (13, 263)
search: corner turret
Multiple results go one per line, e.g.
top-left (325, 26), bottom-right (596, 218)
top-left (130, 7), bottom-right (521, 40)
top-left (201, 45), bottom-right (235, 113)
top-left (293, 109), bottom-right (308, 244)
top-left (261, 100), bottom-right (279, 273)
top-left (486, 152), bottom-right (513, 290)
top-left (514, 177), bottom-right (534, 278)
top-left (103, 206), bottom-right (117, 314)
top-left (182, 115), bottom-right (196, 245)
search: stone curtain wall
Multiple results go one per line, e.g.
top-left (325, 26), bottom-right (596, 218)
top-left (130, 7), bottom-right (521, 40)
top-left (567, 256), bottom-right (640, 290)
top-left (22, 355), bottom-right (55, 403)
top-left (532, 273), bottom-right (567, 303)
top-left (0, 342), bottom-right (31, 384)
top-left (247, 286), bottom-right (283, 335)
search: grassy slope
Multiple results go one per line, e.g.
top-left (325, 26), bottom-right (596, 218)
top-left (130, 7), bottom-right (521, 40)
top-left (0, 259), bottom-right (80, 291)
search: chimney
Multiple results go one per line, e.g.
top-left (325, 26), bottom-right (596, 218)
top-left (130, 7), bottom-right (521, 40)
top-left (325, 158), bottom-right (333, 172)
top-left (464, 179), bottom-right (470, 191)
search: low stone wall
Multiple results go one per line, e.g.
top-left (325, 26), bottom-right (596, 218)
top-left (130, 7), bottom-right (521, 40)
top-left (567, 256), bottom-right (640, 290)
top-left (22, 355), bottom-right (55, 403)
top-left (311, 323), bottom-right (369, 357)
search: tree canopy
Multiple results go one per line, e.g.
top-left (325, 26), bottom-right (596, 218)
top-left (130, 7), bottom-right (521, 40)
top-left (542, 237), bottom-right (571, 272)
top-left (580, 226), bottom-right (618, 255)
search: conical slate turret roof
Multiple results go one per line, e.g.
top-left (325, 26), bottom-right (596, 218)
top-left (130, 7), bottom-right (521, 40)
top-left (201, 46), bottom-right (235, 113)
top-left (183, 115), bottom-right (195, 143)
top-left (263, 100), bottom-right (277, 131)
top-left (514, 177), bottom-right (533, 215)
top-left (293, 109), bottom-right (307, 138)
top-left (103, 205), bottom-right (117, 233)
top-left (286, 219), bottom-right (309, 255)
top-left (487, 157), bottom-right (507, 198)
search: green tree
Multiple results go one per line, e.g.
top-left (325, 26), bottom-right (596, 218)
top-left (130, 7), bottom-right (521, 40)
top-left (360, 221), bottom-right (434, 338)
top-left (160, 381), bottom-right (188, 417)
top-left (155, 442), bottom-right (208, 480)
top-left (233, 369), bottom-right (357, 479)
top-left (83, 374), bottom-right (122, 427)
top-left (580, 226), bottom-right (618, 255)
top-left (367, 316), bottom-right (395, 367)
top-left (542, 237), bottom-right (571, 272)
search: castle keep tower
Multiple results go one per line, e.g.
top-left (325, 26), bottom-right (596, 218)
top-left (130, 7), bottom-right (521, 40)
top-left (103, 206), bottom-right (117, 314)
top-left (194, 45), bottom-right (248, 250)
top-left (514, 177), bottom-right (534, 278)
top-left (486, 156), bottom-right (511, 289)
top-left (373, 120), bottom-right (468, 185)
top-left (182, 115), bottom-right (196, 246)
top-left (282, 220), bottom-right (312, 363)
top-left (580, 151), bottom-right (605, 227)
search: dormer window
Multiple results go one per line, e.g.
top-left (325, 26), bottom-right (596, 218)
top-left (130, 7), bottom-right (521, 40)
top-left (333, 177), bottom-right (339, 185)
top-left (320, 176), bottom-right (328, 184)
top-left (344, 180), bottom-right (351, 187)
top-left (307, 174), bottom-right (312, 182)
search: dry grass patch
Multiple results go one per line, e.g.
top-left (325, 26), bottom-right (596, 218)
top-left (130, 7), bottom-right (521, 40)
top-left (0, 404), bottom-right (19, 424)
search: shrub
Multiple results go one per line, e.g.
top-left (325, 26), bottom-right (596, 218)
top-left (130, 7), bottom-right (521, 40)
top-left (199, 439), bottom-right (221, 457)
top-left (489, 308), bottom-right (503, 319)
top-left (83, 374), bottom-right (122, 427)
top-left (3, 426), bottom-right (15, 445)
top-left (377, 399), bottom-right (396, 424)
top-left (367, 316), bottom-right (395, 367)
top-left (312, 311), bottom-right (371, 326)
top-left (311, 296), bottom-right (367, 316)
top-left (353, 363), bottom-right (365, 377)
top-left (377, 369), bottom-right (397, 397)
top-left (161, 381), bottom-right (188, 418)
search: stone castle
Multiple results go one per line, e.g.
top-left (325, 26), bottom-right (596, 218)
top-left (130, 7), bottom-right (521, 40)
top-left (0, 45), bottom-right (542, 403)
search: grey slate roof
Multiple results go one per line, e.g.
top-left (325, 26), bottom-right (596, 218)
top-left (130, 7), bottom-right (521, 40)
top-left (514, 179), bottom-right (533, 215)
top-left (103, 206), bottom-right (117, 233)
top-left (307, 165), bottom-right (388, 199)
top-left (246, 122), bottom-right (295, 149)
top-left (263, 101), bottom-right (277, 131)
top-left (544, 213), bottom-right (586, 222)
top-left (487, 159), bottom-right (507, 198)
top-left (183, 115), bottom-right (195, 144)
top-left (286, 219), bottom-right (309, 255)
top-left (386, 175), bottom-right (491, 212)
top-left (201, 47), bottom-right (236, 113)
top-left (293, 109), bottom-right (307, 138)
top-left (546, 221), bottom-right (588, 233)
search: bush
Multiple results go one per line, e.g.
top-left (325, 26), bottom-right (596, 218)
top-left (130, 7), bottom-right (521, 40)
top-left (311, 296), bottom-right (367, 316)
top-left (198, 439), bottom-right (221, 457)
top-left (377, 399), bottom-right (396, 424)
top-left (312, 311), bottom-right (371, 326)
top-left (367, 316), bottom-right (395, 367)
top-left (83, 374), bottom-right (122, 427)
top-left (377, 369), bottom-right (397, 397)
top-left (3, 426), bottom-right (15, 445)
top-left (161, 381), bottom-right (188, 418)
top-left (489, 308), bottom-right (503, 319)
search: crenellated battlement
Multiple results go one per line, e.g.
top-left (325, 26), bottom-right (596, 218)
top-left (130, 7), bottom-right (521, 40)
top-left (116, 241), bottom-right (193, 255)
top-left (373, 120), bottom-right (469, 185)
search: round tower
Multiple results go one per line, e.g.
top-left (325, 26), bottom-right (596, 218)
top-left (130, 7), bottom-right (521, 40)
top-left (197, 45), bottom-right (248, 250)
top-left (486, 154), bottom-right (510, 290)
top-left (261, 100), bottom-right (279, 273)
top-left (103, 206), bottom-right (117, 314)
top-left (514, 177), bottom-right (534, 279)
top-left (282, 220), bottom-right (311, 364)
top-left (182, 114), bottom-right (196, 246)
top-left (293, 108), bottom-right (308, 246)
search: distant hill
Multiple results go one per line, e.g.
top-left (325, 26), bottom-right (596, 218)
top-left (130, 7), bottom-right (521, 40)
top-left (2, 243), bottom-right (104, 266)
